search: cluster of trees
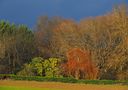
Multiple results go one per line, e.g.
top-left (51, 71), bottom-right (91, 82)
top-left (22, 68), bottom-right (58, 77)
top-left (0, 21), bottom-right (36, 74)
top-left (0, 4), bottom-right (128, 80)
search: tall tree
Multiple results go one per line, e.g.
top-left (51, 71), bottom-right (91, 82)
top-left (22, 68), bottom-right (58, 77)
top-left (0, 21), bottom-right (36, 74)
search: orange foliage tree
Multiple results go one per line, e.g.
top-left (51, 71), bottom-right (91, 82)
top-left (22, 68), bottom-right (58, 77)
top-left (62, 48), bottom-right (98, 79)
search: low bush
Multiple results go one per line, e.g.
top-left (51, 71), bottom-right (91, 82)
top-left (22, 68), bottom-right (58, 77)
top-left (0, 74), bottom-right (128, 85)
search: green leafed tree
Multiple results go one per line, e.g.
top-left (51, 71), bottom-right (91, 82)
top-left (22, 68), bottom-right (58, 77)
top-left (0, 21), bottom-right (36, 74)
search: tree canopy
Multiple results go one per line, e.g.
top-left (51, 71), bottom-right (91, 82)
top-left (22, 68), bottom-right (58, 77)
top-left (0, 4), bottom-right (128, 80)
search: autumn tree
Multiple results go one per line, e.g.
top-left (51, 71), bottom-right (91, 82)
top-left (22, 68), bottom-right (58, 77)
top-left (35, 16), bottom-right (63, 58)
top-left (79, 4), bottom-right (128, 80)
top-left (62, 48), bottom-right (98, 79)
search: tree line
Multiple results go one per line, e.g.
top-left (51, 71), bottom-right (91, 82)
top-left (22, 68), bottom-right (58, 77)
top-left (0, 4), bottom-right (128, 80)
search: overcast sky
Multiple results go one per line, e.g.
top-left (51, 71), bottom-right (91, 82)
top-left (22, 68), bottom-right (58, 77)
top-left (0, 0), bottom-right (127, 27)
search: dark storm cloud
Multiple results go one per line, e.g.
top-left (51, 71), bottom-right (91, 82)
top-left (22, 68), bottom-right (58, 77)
top-left (0, 0), bottom-right (127, 27)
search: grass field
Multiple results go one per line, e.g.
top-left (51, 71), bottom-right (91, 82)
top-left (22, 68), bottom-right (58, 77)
top-left (0, 86), bottom-right (59, 90)
top-left (0, 80), bottom-right (128, 90)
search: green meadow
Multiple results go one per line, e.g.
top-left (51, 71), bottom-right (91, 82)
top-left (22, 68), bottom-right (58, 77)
top-left (0, 86), bottom-right (59, 90)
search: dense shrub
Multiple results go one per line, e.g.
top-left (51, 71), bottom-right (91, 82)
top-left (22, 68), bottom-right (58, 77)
top-left (44, 58), bottom-right (62, 77)
top-left (17, 64), bottom-right (35, 76)
top-left (0, 74), bottom-right (128, 85)
top-left (17, 57), bottom-right (62, 77)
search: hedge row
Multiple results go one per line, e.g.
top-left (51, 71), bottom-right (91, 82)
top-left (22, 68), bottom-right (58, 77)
top-left (0, 74), bottom-right (128, 85)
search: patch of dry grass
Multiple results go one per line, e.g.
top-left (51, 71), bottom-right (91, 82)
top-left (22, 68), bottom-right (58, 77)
top-left (0, 80), bottom-right (128, 90)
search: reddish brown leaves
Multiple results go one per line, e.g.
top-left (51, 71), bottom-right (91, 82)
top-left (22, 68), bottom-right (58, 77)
top-left (62, 48), bottom-right (98, 79)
